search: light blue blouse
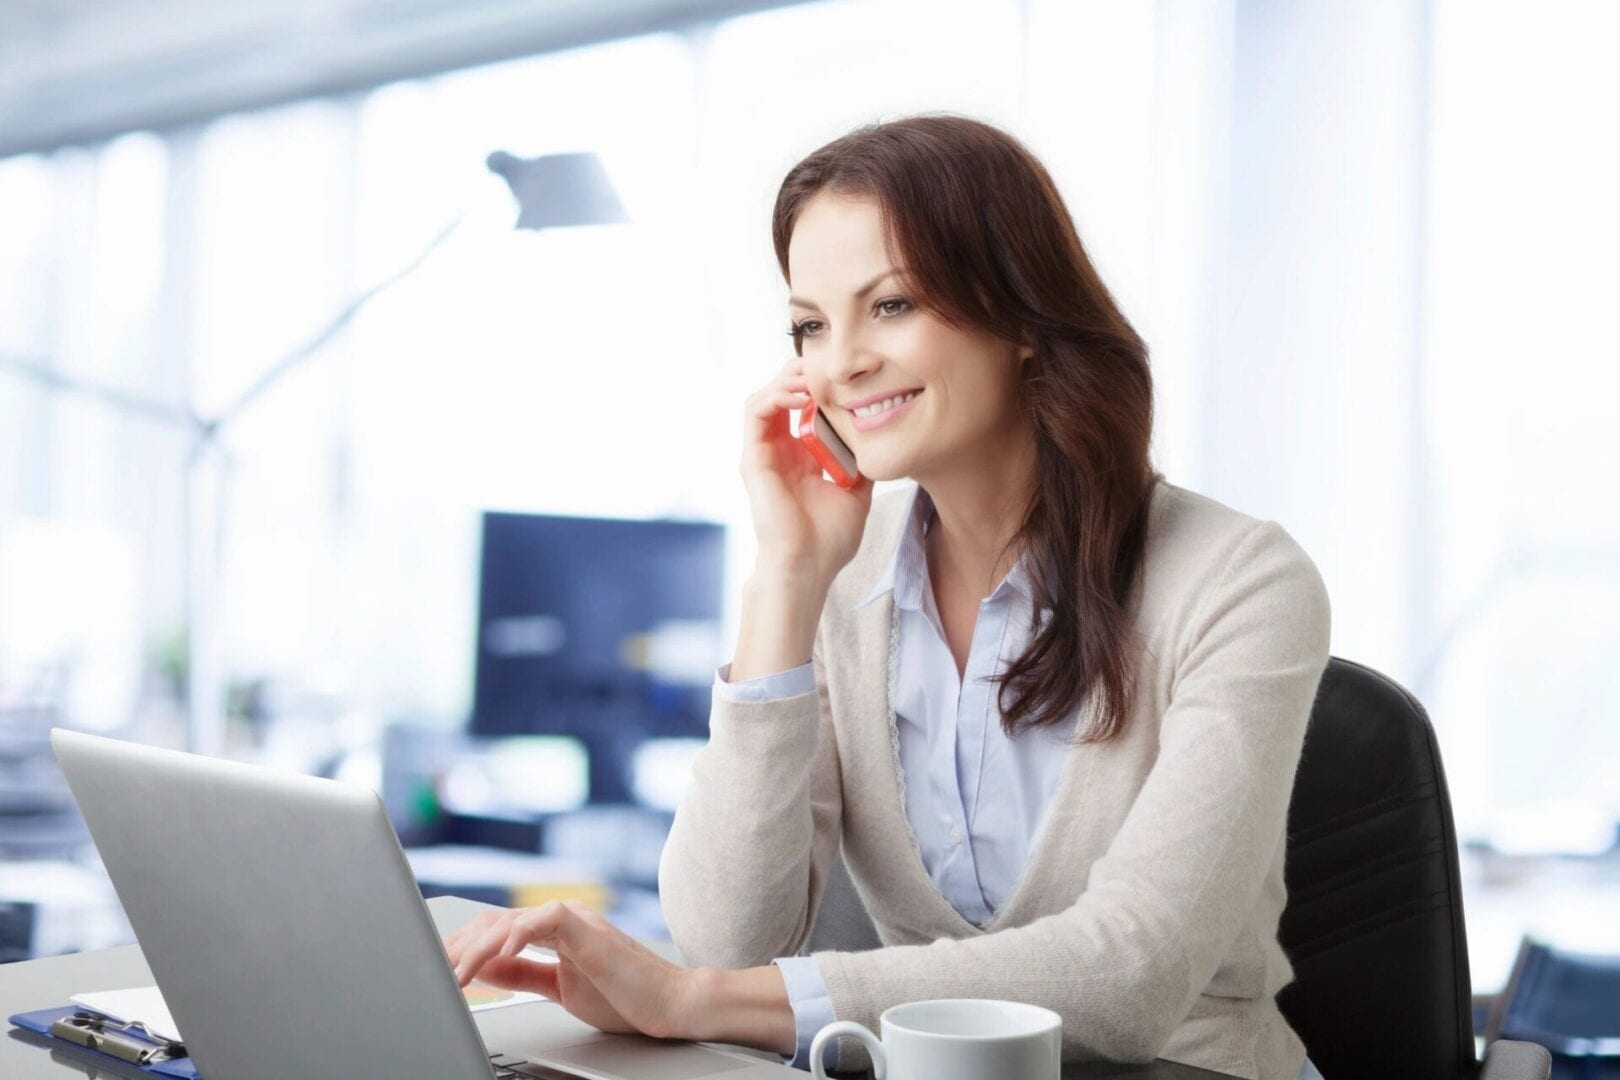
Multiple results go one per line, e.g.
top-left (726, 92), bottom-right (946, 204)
top-left (712, 484), bottom-right (1072, 1070)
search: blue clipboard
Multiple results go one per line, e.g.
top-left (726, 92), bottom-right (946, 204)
top-left (8, 1006), bottom-right (200, 1079)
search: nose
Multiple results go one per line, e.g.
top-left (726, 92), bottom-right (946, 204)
top-left (818, 335), bottom-right (878, 393)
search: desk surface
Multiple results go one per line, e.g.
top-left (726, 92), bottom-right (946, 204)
top-left (0, 895), bottom-right (1235, 1079)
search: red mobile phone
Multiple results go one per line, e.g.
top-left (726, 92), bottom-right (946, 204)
top-left (797, 401), bottom-right (863, 489)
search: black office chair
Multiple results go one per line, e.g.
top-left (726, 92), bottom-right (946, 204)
top-left (803, 656), bottom-right (1552, 1079)
top-left (1277, 656), bottom-right (1547, 1079)
top-left (1486, 936), bottom-right (1620, 1075)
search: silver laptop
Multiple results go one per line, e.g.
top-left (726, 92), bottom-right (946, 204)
top-left (51, 728), bottom-right (795, 1080)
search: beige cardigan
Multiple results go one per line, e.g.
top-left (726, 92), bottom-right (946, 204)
top-left (658, 478), bottom-right (1331, 1079)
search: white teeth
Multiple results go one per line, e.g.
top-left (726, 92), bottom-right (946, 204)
top-left (853, 391), bottom-right (918, 418)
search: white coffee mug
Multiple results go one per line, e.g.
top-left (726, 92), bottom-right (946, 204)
top-left (809, 998), bottom-right (1062, 1080)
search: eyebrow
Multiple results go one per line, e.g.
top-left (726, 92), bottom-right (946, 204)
top-left (788, 269), bottom-right (900, 312)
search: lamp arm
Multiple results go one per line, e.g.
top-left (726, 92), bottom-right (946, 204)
top-left (205, 213), bottom-right (464, 442)
top-left (0, 353), bottom-right (204, 434)
top-left (0, 214), bottom-right (462, 448)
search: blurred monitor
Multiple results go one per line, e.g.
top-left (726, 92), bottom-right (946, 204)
top-left (469, 511), bottom-right (725, 802)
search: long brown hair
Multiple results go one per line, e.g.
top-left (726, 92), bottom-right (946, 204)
top-left (771, 113), bottom-right (1160, 742)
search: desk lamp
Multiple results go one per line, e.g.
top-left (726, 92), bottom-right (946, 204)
top-left (1, 147), bottom-right (630, 756)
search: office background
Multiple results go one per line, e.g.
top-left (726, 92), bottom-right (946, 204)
top-left (1, 0), bottom-right (1615, 1026)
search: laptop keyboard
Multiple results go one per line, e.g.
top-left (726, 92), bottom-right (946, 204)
top-left (490, 1051), bottom-right (590, 1079)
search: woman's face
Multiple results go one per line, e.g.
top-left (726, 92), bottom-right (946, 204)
top-left (786, 191), bottom-right (1031, 485)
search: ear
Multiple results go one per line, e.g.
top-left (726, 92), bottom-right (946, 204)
top-left (1017, 333), bottom-right (1037, 363)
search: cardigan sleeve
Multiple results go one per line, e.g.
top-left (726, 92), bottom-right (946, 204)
top-left (812, 520), bottom-right (1331, 1071)
top-left (657, 623), bottom-right (845, 969)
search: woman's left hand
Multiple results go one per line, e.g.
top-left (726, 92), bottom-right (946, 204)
top-left (444, 900), bottom-right (693, 1040)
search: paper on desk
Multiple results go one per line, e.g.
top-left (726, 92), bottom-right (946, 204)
top-left (71, 987), bottom-right (182, 1043)
top-left (460, 982), bottom-right (550, 1011)
top-left (72, 979), bottom-right (551, 1043)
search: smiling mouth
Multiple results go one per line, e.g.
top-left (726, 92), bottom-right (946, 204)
top-left (850, 390), bottom-right (921, 418)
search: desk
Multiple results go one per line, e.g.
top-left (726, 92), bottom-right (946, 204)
top-left (0, 895), bottom-right (1236, 1079)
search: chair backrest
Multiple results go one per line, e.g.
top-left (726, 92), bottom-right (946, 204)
top-left (1488, 936), bottom-right (1620, 1060)
top-left (1277, 656), bottom-right (1477, 1080)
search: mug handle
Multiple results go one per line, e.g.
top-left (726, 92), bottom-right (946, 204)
top-left (810, 1020), bottom-right (887, 1080)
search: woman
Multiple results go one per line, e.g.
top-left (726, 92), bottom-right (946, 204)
top-left (446, 114), bottom-right (1330, 1080)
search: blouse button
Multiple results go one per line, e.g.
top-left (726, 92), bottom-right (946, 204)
top-left (949, 826), bottom-right (964, 845)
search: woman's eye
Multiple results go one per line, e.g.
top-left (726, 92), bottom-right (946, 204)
top-left (789, 299), bottom-right (908, 342)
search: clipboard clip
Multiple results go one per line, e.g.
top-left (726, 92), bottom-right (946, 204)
top-left (48, 1010), bottom-right (188, 1065)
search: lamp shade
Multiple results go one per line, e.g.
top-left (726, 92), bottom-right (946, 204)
top-left (486, 150), bottom-right (630, 230)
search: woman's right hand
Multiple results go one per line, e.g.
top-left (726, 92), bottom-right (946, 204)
top-left (740, 357), bottom-right (875, 586)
